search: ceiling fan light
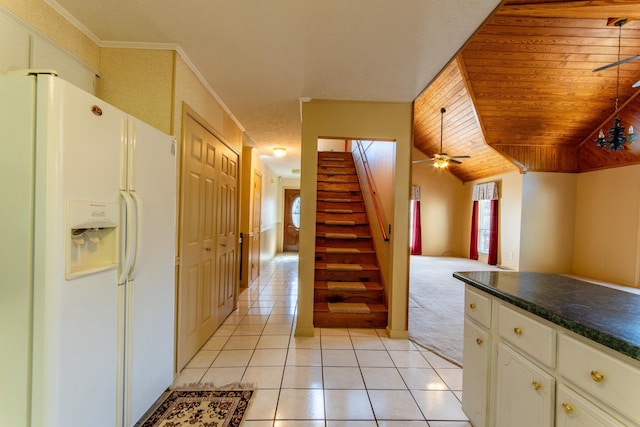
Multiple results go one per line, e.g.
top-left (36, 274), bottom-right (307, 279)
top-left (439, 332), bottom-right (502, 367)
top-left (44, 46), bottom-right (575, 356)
top-left (433, 158), bottom-right (449, 168)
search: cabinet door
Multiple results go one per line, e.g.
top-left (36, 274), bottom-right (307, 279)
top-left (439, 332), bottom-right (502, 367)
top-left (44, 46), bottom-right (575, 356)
top-left (556, 384), bottom-right (626, 427)
top-left (462, 318), bottom-right (490, 427)
top-left (496, 343), bottom-right (555, 427)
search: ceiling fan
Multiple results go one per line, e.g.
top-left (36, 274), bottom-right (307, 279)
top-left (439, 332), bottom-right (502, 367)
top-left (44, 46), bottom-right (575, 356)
top-left (413, 107), bottom-right (470, 168)
top-left (592, 19), bottom-right (640, 88)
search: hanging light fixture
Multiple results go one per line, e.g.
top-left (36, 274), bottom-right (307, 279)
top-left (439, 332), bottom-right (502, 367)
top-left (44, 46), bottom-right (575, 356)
top-left (273, 147), bottom-right (287, 157)
top-left (433, 107), bottom-right (449, 168)
top-left (595, 19), bottom-right (636, 151)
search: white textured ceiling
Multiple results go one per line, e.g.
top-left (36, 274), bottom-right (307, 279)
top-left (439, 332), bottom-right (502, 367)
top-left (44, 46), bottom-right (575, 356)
top-left (48, 0), bottom-right (501, 177)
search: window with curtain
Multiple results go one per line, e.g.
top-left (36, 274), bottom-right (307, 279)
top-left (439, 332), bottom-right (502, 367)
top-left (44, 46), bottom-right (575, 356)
top-left (477, 199), bottom-right (491, 254)
top-left (410, 185), bottom-right (422, 255)
top-left (470, 181), bottom-right (499, 265)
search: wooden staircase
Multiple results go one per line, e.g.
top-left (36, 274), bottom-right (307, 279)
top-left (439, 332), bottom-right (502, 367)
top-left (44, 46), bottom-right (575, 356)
top-left (314, 151), bottom-right (388, 328)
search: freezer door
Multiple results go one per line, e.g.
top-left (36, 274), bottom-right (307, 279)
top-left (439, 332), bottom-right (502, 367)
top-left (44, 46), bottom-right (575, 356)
top-left (30, 75), bottom-right (124, 427)
top-left (123, 116), bottom-right (177, 426)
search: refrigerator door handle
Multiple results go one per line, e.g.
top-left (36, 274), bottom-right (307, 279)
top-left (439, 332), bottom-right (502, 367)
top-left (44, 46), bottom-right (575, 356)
top-left (119, 190), bottom-right (137, 285)
top-left (129, 191), bottom-right (143, 279)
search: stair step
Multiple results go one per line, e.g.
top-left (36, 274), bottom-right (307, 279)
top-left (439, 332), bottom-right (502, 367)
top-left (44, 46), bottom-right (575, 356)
top-left (317, 184), bottom-right (361, 192)
top-left (318, 198), bottom-right (361, 203)
top-left (315, 264), bottom-right (380, 282)
top-left (318, 168), bottom-right (356, 175)
top-left (314, 281), bottom-right (384, 304)
top-left (316, 262), bottom-right (378, 270)
top-left (318, 174), bottom-right (359, 183)
top-left (315, 237), bottom-right (373, 249)
top-left (324, 220), bottom-right (355, 225)
top-left (322, 208), bottom-right (354, 214)
top-left (318, 232), bottom-right (371, 239)
top-left (313, 303), bottom-right (388, 328)
top-left (315, 280), bottom-right (383, 291)
top-left (317, 211), bottom-right (367, 222)
top-left (319, 187), bottom-right (355, 193)
top-left (315, 249), bottom-right (377, 265)
top-left (317, 200), bottom-right (365, 211)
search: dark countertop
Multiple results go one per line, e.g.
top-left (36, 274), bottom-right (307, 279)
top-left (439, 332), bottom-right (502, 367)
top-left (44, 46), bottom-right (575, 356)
top-left (453, 271), bottom-right (640, 362)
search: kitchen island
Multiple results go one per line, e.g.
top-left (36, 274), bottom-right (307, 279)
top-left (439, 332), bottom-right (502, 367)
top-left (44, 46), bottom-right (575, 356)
top-left (453, 271), bottom-right (640, 427)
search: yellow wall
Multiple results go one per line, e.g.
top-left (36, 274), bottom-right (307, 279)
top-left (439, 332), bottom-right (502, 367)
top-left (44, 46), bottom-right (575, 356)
top-left (97, 48), bottom-right (174, 134)
top-left (259, 165), bottom-right (281, 264)
top-left (173, 55), bottom-right (242, 153)
top-left (519, 172), bottom-right (577, 273)
top-left (411, 148), bottom-right (466, 257)
top-left (573, 165), bottom-right (640, 287)
top-left (297, 99), bottom-right (413, 338)
top-left (0, 0), bottom-right (100, 70)
top-left (352, 140), bottom-right (396, 242)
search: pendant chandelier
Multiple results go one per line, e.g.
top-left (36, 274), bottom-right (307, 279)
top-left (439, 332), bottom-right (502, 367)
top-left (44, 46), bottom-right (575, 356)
top-left (595, 20), bottom-right (636, 151)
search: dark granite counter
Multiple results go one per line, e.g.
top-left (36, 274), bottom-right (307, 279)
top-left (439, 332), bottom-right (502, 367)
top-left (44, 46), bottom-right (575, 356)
top-left (453, 271), bottom-right (640, 362)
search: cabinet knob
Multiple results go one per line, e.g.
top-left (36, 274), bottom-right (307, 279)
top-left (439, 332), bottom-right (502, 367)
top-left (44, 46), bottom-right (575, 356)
top-left (469, 303), bottom-right (477, 309)
top-left (562, 403), bottom-right (574, 414)
top-left (531, 380), bottom-right (541, 390)
top-left (590, 370), bottom-right (605, 382)
top-left (476, 338), bottom-right (483, 345)
top-left (513, 326), bottom-right (522, 335)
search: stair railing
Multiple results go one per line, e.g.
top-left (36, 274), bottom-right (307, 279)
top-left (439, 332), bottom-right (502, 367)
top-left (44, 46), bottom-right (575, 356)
top-left (354, 140), bottom-right (390, 242)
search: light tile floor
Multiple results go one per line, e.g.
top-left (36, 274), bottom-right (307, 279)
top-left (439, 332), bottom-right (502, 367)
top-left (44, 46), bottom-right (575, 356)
top-left (173, 253), bottom-right (472, 427)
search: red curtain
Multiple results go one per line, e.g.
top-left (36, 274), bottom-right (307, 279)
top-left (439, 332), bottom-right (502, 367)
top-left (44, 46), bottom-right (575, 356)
top-left (410, 200), bottom-right (422, 255)
top-left (469, 200), bottom-right (479, 260)
top-left (488, 199), bottom-right (499, 265)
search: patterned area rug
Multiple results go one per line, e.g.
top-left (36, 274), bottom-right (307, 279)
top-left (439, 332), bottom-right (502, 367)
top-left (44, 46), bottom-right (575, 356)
top-left (137, 388), bottom-right (253, 427)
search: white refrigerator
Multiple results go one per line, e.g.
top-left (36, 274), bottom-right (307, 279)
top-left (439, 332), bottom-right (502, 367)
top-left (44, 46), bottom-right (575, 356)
top-left (0, 71), bottom-right (177, 427)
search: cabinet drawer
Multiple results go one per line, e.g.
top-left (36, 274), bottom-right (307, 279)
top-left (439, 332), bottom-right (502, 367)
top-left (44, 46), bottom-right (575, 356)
top-left (465, 286), bottom-right (492, 328)
top-left (556, 384), bottom-right (625, 427)
top-left (558, 333), bottom-right (640, 423)
top-left (498, 303), bottom-right (556, 368)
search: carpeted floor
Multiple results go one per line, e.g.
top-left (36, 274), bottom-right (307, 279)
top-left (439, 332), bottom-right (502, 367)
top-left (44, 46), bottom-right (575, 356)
top-left (409, 256), bottom-right (504, 366)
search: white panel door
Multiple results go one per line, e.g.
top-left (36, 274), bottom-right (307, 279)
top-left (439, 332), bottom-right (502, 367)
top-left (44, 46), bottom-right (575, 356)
top-left (123, 116), bottom-right (176, 426)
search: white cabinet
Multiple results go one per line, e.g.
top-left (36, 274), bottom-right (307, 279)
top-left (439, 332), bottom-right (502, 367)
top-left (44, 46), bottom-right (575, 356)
top-left (496, 343), bottom-right (555, 427)
top-left (556, 384), bottom-right (625, 427)
top-left (462, 318), bottom-right (491, 427)
top-left (462, 286), bottom-right (493, 427)
top-left (461, 284), bottom-right (640, 427)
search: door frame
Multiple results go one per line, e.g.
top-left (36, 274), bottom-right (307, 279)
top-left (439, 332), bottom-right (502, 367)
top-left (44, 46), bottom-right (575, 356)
top-left (282, 187), bottom-right (301, 252)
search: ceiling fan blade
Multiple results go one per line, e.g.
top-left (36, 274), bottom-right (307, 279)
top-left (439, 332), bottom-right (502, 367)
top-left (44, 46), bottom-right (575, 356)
top-left (449, 155), bottom-right (471, 159)
top-left (450, 159), bottom-right (463, 164)
top-left (633, 79), bottom-right (640, 88)
top-left (411, 158), bottom-right (433, 164)
top-left (593, 54), bottom-right (640, 72)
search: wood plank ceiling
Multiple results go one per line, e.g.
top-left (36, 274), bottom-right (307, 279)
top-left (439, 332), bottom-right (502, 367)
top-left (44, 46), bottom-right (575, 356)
top-left (413, 0), bottom-right (640, 182)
